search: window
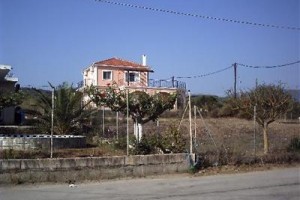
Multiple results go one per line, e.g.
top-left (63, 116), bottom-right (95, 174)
top-left (103, 70), bottom-right (112, 80)
top-left (125, 72), bottom-right (140, 83)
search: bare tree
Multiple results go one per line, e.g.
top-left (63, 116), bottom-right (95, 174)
top-left (235, 83), bottom-right (293, 154)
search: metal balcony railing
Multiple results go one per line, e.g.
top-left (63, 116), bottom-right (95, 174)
top-left (148, 78), bottom-right (186, 90)
top-left (79, 78), bottom-right (187, 91)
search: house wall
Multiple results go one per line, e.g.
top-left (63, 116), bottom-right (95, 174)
top-left (0, 66), bottom-right (18, 93)
top-left (83, 66), bottom-right (97, 87)
top-left (127, 87), bottom-right (179, 110)
top-left (82, 62), bottom-right (185, 110)
top-left (127, 87), bottom-right (177, 95)
top-left (0, 81), bottom-right (16, 93)
top-left (97, 67), bottom-right (148, 87)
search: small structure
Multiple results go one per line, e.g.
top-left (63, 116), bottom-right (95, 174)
top-left (0, 65), bottom-right (21, 125)
top-left (0, 64), bottom-right (18, 93)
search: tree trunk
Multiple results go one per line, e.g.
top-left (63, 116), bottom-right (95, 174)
top-left (263, 122), bottom-right (269, 154)
top-left (133, 121), bottom-right (143, 143)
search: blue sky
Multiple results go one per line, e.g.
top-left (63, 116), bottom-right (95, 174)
top-left (0, 0), bottom-right (299, 96)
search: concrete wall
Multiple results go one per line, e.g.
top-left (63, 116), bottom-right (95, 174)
top-left (0, 135), bottom-right (86, 151)
top-left (0, 153), bottom-right (193, 184)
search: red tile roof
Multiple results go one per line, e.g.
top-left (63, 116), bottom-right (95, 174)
top-left (94, 57), bottom-right (154, 72)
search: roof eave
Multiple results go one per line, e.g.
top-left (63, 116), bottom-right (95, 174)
top-left (96, 64), bottom-right (154, 72)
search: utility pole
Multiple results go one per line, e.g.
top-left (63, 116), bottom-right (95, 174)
top-left (188, 90), bottom-right (193, 154)
top-left (126, 70), bottom-right (130, 155)
top-left (193, 105), bottom-right (197, 153)
top-left (116, 111), bottom-right (119, 140)
top-left (194, 105), bottom-right (197, 141)
top-left (253, 105), bottom-right (257, 159)
top-left (234, 63), bottom-right (237, 98)
top-left (126, 88), bottom-right (129, 156)
top-left (50, 86), bottom-right (55, 159)
top-left (255, 78), bottom-right (258, 88)
top-left (102, 107), bottom-right (105, 136)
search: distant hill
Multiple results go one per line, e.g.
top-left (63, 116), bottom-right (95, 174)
top-left (192, 90), bottom-right (300, 102)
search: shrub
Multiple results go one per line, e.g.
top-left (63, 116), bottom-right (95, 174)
top-left (218, 104), bottom-right (236, 117)
top-left (159, 123), bottom-right (187, 153)
top-left (130, 134), bottom-right (158, 155)
top-left (287, 137), bottom-right (300, 152)
top-left (0, 149), bottom-right (49, 159)
top-left (128, 122), bottom-right (187, 155)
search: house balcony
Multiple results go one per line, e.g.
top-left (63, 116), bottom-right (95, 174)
top-left (79, 78), bottom-right (186, 110)
top-left (148, 78), bottom-right (186, 91)
top-left (0, 65), bottom-right (19, 93)
top-left (78, 78), bottom-right (186, 92)
top-left (0, 65), bottom-right (12, 81)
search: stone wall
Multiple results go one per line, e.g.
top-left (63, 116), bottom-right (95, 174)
top-left (0, 153), bottom-right (194, 184)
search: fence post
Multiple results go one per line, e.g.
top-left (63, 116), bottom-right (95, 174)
top-left (254, 105), bottom-right (257, 159)
top-left (194, 105), bottom-right (197, 142)
top-left (116, 111), bottom-right (119, 140)
top-left (188, 90), bottom-right (193, 154)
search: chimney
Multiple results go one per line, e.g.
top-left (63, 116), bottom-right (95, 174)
top-left (142, 54), bottom-right (147, 66)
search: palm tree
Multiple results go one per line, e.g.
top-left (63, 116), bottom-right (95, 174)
top-left (33, 82), bottom-right (92, 135)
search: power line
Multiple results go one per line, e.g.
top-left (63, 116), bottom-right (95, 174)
top-left (175, 60), bottom-right (299, 79)
top-left (95, 0), bottom-right (300, 31)
top-left (176, 65), bottom-right (233, 79)
top-left (237, 60), bottom-right (300, 69)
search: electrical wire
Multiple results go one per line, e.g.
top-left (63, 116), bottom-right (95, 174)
top-left (95, 0), bottom-right (300, 31)
top-left (237, 60), bottom-right (300, 69)
top-left (176, 65), bottom-right (233, 79)
top-left (175, 60), bottom-right (299, 79)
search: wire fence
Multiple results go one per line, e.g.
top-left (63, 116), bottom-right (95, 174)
top-left (0, 109), bottom-right (299, 161)
top-left (89, 110), bottom-right (299, 155)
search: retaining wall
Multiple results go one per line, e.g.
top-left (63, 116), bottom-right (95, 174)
top-left (0, 153), bottom-right (193, 184)
top-left (0, 134), bottom-right (86, 150)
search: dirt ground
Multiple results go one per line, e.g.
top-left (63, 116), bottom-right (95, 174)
top-left (194, 162), bottom-right (300, 177)
top-left (1, 117), bottom-right (299, 160)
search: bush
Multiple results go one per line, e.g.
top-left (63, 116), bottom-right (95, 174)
top-left (0, 149), bottom-right (49, 159)
top-left (129, 122), bottom-right (187, 155)
top-left (113, 136), bottom-right (126, 150)
top-left (261, 152), bottom-right (300, 164)
top-left (159, 123), bottom-right (187, 153)
top-left (130, 134), bottom-right (158, 155)
top-left (287, 137), bottom-right (300, 152)
top-left (217, 105), bottom-right (230, 117)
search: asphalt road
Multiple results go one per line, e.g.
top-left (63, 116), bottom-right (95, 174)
top-left (1, 167), bottom-right (299, 200)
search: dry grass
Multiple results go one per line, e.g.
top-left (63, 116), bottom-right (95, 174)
top-left (149, 117), bottom-right (300, 167)
top-left (167, 117), bottom-right (299, 154)
top-left (1, 117), bottom-right (299, 162)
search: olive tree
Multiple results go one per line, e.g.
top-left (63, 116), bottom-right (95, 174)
top-left (86, 84), bottom-right (177, 142)
top-left (0, 91), bottom-right (23, 109)
top-left (235, 83), bottom-right (293, 154)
